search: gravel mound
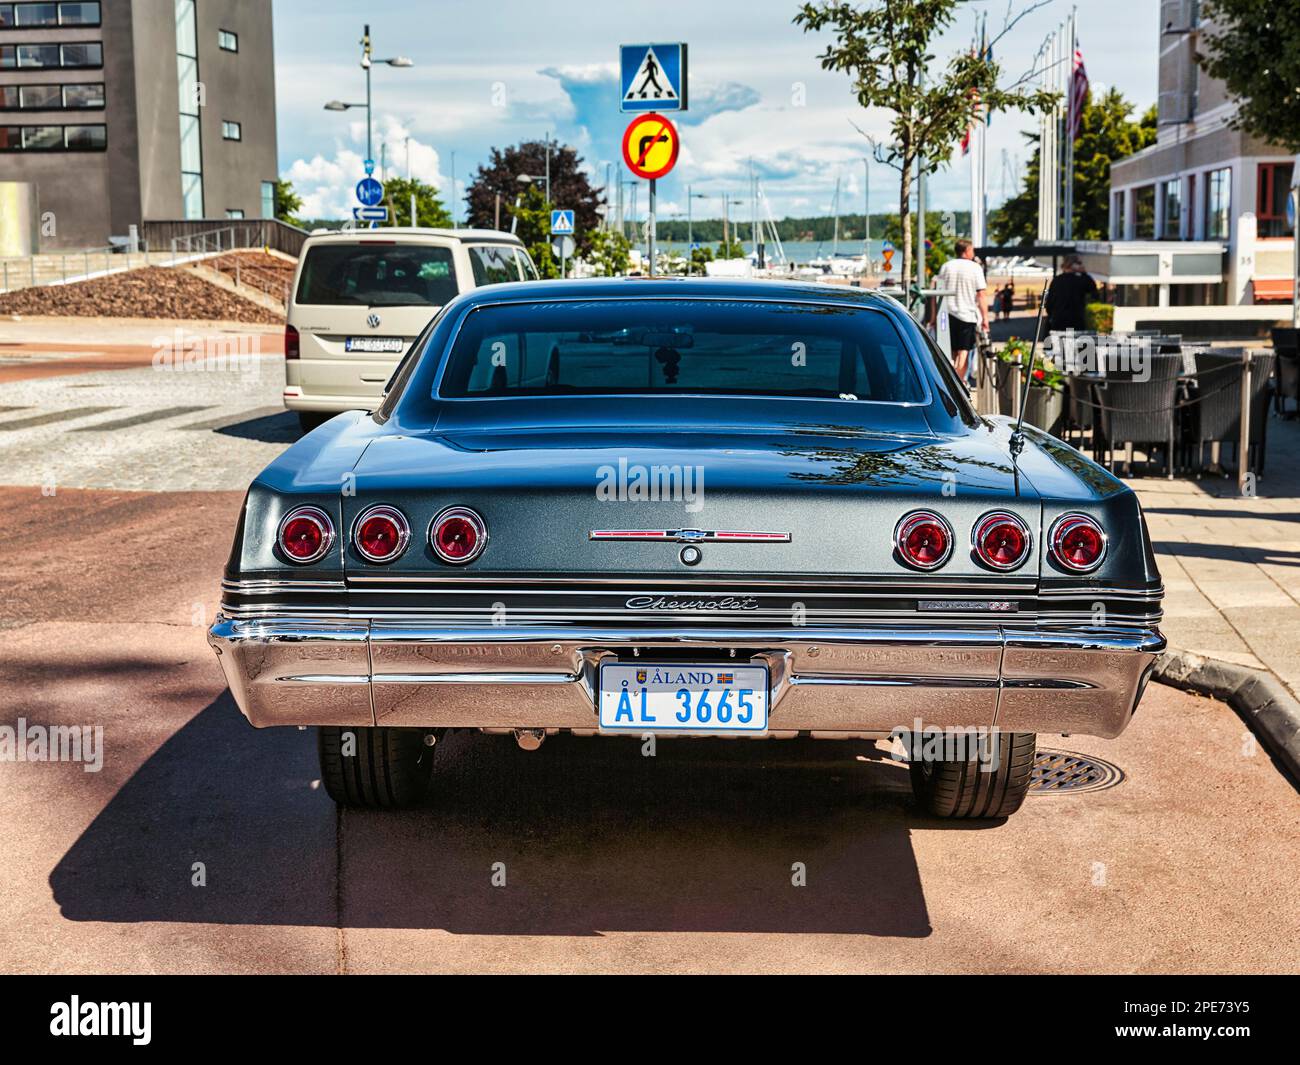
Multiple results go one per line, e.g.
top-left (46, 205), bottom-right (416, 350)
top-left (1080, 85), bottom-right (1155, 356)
top-left (0, 266), bottom-right (284, 324)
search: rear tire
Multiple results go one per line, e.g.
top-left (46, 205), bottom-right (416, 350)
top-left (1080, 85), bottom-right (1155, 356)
top-left (298, 411), bottom-right (329, 434)
top-left (318, 726), bottom-right (435, 809)
top-left (909, 731), bottom-right (1036, 819)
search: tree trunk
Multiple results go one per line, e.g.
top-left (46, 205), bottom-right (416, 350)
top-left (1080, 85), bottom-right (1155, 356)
top-left (899, 153), bottom-right (913, 295)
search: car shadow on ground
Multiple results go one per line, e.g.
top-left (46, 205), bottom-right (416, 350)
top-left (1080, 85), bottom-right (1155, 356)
top-left (213, 410), bottom-right (299, 443)
top-left (50, 692), bottom-right (1000, 937)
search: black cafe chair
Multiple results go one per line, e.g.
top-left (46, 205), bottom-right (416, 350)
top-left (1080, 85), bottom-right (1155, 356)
top-left (1191, 350), bottom-right (1276, 476)
top-left (1270, 327), bottom-right (1298, 418)
top-left (1092, 353), bottom-right (1183, 478)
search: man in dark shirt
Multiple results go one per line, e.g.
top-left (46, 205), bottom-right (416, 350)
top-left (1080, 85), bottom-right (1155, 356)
top-left (1045, 254), bottom-right (1097, 332)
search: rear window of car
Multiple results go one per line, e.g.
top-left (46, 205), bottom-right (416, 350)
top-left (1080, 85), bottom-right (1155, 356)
top-left (296, 242), bottom-right (458, 307)
top-left (437, 298), bottom-right (926, 402)
top-left (467, 244), bottom-right (525, 286)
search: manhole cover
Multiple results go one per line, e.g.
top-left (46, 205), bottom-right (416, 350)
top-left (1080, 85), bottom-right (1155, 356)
top-left (1028, 748), bottom-right (1124, 795)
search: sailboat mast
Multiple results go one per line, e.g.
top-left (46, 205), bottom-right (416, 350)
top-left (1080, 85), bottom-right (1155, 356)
top-left (831, 175), bottom-right (840, 257)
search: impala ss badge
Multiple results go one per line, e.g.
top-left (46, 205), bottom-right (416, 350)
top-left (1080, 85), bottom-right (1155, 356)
top-left (367, 313), bottom-right (382, 328)
top-left (625, 595), bottom-right (760, 611)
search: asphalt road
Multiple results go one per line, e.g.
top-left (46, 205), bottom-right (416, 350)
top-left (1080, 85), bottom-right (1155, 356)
top-left (0, 331), bottom-right (1297, 974)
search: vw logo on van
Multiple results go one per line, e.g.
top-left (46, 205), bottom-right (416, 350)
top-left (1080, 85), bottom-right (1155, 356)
top-left (366, 313), bottom-right (382, 329)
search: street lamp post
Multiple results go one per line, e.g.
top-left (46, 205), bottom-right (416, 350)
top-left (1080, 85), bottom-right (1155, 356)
top-left (687, 186), bottom-right (708, 275)
top-left (324, 24), bottom-right (412, 171)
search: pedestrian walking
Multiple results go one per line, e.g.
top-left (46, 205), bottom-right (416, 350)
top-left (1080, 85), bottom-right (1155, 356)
top-left (929, 238), bottom-right (988, 383)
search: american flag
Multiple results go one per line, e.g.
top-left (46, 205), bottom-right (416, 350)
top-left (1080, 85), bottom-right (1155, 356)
top-left (1069, 45), bottom-right (1089, 140)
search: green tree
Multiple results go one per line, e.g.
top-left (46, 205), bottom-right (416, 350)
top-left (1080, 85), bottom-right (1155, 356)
top-left (383, 176), bottom-right (453, 228)
top-left (1197, 0), bottom-right (1300, 152)
top-left (795, 0), bottom-right (1057, 288)
top-left (465, 141), bottom-right (604, 252)
top-left (689, 244), bottom-right (715, 275)
top-left (717, 237), bottom-right (745, 259)
top-left (506, 183), bottom-right (561, 278)
top-left (584, 228), bottom-right (632, 277)
top-left (273, 179), bottom-right (303, 227)
top-left (989, 88), bottom-right (1157, 244)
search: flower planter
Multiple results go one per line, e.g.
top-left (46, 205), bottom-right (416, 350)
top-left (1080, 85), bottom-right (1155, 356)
top-left (1022, 385), bottom-right (1065, 435)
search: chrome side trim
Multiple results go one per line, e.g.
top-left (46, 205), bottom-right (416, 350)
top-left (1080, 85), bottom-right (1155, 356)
top-left (589, 529), bottom-right (792, 544)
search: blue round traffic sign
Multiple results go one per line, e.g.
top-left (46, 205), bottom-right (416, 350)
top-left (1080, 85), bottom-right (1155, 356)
top-left (356, 177), bottom-right (384, 207)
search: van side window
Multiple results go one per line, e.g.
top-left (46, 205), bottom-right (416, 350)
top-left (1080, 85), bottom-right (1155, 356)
top-left (468, 244), bottom-right (521, 286)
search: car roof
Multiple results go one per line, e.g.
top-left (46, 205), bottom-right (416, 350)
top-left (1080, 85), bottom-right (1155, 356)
top-left (303, 227), bottom-right (525, 245)
top-left (448, 276), bottom-right (905, 310)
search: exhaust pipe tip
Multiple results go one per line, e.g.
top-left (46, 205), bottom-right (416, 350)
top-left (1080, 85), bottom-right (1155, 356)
top-left (513, 728), bottom-right (546, 751)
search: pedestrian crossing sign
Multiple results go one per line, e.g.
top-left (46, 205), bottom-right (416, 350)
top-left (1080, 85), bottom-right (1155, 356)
top-left (620, 43), bottom-right (687, 113)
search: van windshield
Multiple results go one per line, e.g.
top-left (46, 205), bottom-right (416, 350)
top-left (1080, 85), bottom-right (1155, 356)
top-left (296, 243), bottom-right (458, 307)
top-left (437, 298), bottom-right (926, 402)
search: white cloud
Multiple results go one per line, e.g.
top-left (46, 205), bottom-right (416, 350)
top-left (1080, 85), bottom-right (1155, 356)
top-left (282, 114), bottom-right (448, 220)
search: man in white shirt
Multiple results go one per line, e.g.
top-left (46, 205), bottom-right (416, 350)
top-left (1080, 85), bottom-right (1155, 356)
top-left (930, 238), bottom-right (988, 383)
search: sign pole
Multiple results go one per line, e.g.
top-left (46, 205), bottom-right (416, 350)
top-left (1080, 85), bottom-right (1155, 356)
top-left (648, 177), bottom-right (657, 277)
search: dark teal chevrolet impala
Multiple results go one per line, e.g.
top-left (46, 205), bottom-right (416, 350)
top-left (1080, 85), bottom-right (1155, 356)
top-left (208, 278), bottom-right (1164, 818)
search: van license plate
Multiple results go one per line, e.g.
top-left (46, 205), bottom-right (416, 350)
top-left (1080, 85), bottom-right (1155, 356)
top-left (345, 337), bottom-right (406, 353)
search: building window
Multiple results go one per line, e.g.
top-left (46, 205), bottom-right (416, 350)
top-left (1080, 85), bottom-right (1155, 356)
top-left (1, 39), bottom-right (107, 67)
top-left (175, 0), bottom-right (203, 219)
top-left (0, 81), bottom-right (103, 110)
top-left (1160, 179), bottom-right (1181, 240)
top-left (225, 208), bottom-right (245, 219)
top-left (21, 123), bottom-right (60, 148)
top-left (261, 180), bottom-right (275, 219)
top-left (221, 120), bottom-right (241, 141)
top-left (1134, 185), bottom-right (1156, 239)
top-left (218, 29), bottom-right (238, 51)
top-left (1205, 167), bottom-right (1231, 239)
top-left (0, 121), bottom-right (105, 150)
top-left (62, 81), bottom-right (103, 108)
top-left (0, 2), bottom-right (100, 27)
top-left (1257, 162), bottom-right (1295, 238)
top-left (62, 122), bottom-right (104, 149)
top-left (1112, 191), bottom-right (1126, 239)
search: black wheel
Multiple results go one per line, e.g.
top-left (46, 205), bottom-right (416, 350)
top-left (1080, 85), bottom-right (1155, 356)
top-left (298, 411), bottom-right (329, 434)
top-left (909, 731), bottom-right (1036, 819)
top-left (318, 726), bottom-right (436, 809)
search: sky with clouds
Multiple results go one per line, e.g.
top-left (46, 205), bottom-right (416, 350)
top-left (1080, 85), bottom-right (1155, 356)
top-left (272, 0), bottom-right (1159, 225)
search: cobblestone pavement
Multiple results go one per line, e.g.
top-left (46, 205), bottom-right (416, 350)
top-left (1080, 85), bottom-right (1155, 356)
top-left (0, 321), bottom-right (291, 492)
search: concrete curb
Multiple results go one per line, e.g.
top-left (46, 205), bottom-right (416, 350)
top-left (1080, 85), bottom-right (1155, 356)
top-left (1154, 648), bottom-right (1300, 783)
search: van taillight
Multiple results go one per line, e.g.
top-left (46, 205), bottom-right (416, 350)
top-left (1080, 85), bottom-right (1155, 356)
top-left (285, 324), bottom-right (300, 359)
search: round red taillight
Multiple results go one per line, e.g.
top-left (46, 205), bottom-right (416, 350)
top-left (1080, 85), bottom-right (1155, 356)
top-left (1050, 514), bottom-right (1107, 572)
top-left (354, 505), bottom-right (410, 563)
top-left (278, 505), bottom-right (333, 564)
top-left (429, 506), bottom-right (487, 564)
top-left (973, 511), bottom-right (1031, 571)
top-left (895, 511), bottom-right (953, 570)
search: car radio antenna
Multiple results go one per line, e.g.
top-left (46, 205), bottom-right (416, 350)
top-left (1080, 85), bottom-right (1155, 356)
top-left (1009, 277), bottom-right (1051, 457)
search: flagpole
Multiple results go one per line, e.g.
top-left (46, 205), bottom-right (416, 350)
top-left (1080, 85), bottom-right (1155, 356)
top-left (1064, 8), bottom-right (1077, 240)
top-left (979, 12), bottom-right (989, 250)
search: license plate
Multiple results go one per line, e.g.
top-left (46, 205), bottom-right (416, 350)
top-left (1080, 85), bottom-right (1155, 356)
top-left (598, 663), bottom-right (768, 733)
top-left (345, 336), bottom-right (406, 353)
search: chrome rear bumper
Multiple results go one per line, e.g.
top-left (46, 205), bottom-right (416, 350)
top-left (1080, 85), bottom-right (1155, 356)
top-left (207, 617), bottom-right (1164, 739)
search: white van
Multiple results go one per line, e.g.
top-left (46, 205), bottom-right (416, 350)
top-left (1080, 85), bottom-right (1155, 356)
top-left (283, 228), bottom-right (538, 431)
